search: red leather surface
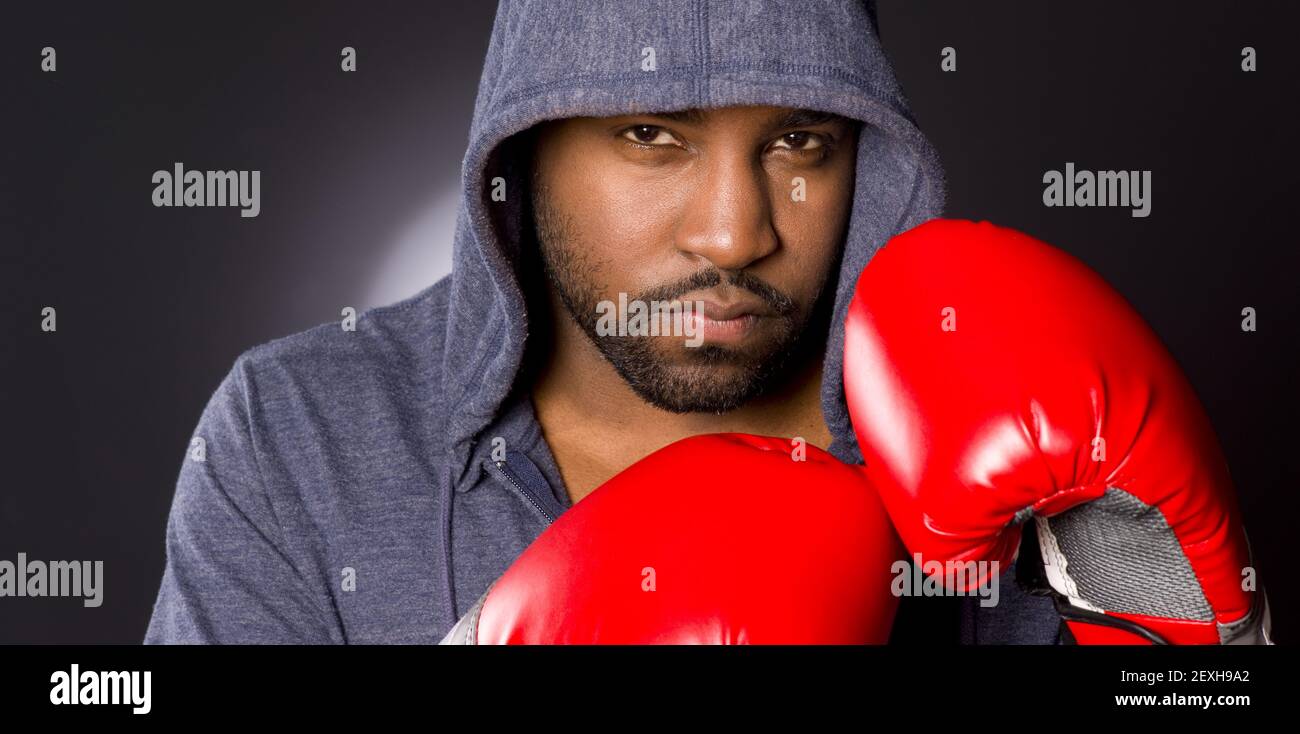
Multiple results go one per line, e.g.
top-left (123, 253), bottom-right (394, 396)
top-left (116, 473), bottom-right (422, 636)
top-left (843, 219), bottom-right (1252, 633)
top-left (476, 433), bottom-right (904, 644)
top-left (1066, 613), bottom-right (1222, 645)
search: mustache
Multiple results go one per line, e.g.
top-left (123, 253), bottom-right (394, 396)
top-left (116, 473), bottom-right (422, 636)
top-left (636, 269), bottom-right (797, 317)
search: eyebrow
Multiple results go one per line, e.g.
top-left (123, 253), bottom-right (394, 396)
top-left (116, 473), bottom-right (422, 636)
top-left (774, 108), bottom-right (849, 129)
top-left (646, 107), bottom-right (850, 129)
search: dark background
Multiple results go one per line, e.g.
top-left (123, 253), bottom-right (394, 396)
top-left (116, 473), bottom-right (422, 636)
top-left (1, 1), bottom-right (1295, 643)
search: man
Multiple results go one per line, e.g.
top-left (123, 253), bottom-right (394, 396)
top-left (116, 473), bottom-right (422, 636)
top-left (145, 0), bottom-right (1066, 643)
top-left (527, 106), bottom-right (855, 503)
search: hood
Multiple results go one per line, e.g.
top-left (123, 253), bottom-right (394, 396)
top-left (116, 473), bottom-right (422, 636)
top-left (443, 0), bottom-right (946, 464)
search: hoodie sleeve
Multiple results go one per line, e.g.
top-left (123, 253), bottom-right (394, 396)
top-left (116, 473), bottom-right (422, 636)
top-left (144, 355), bottom-right (342, 644)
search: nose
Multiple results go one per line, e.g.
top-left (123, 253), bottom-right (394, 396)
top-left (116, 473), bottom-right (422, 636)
top-left (673, 151), bottom-right (779, 271)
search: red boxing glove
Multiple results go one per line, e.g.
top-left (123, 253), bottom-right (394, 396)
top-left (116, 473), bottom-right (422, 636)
top-left (440, 433), bottom-right (903, 644)
top-left (843, 219), bottom-right (1271, 644)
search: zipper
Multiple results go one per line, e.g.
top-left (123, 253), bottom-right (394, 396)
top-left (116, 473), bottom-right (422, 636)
top-left (495, 460), bottom-right (555, 524)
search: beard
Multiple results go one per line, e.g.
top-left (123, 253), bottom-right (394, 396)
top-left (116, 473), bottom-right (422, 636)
top-left (531, 188), bottom-right (830, 415)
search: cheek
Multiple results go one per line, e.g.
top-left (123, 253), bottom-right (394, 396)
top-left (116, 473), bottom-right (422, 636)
top-left (550, 160), bottom-right (686, 293)
top-left (771, 169), bottom-right (854, 299)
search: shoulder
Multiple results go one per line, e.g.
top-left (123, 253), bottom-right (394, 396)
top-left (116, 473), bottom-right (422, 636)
top-left (196, 278), bottom-right (455, 488)
top-left (242, 279), bottom-right (449, 373)
top-left (232, 279), bottom-right (451, 407)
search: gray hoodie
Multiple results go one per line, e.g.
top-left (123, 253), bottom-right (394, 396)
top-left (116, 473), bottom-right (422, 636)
top-left (145, 0), bottom-right (1062, 644)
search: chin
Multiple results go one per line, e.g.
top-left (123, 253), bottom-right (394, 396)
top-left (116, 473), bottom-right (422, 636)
top-left (628, 362), bottom-right (770, 415)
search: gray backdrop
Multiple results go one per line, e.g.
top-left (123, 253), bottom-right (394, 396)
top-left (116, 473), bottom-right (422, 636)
top-left (1, 1), bottom-right (1294, 643)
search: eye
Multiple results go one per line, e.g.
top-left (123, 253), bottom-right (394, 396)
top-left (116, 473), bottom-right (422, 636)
top-left (771, 131), bottom-right (826, 152)
top-left (621, 124), bottom-right (681, 147)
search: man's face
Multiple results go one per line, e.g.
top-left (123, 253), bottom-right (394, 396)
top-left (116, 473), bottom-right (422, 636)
top-left (530, 104), bottom-right (859, 414)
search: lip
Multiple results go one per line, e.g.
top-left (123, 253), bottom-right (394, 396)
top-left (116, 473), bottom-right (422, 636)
top-left (672, 295), bottom-right (771, 345)
top-left (674, 295), bottom-right (773, 321)
top-left (692, 312), bottom-right (759, 344)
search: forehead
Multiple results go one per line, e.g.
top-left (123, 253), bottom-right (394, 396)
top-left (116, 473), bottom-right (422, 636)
top-left (644, 106), bottom-right (849, 129)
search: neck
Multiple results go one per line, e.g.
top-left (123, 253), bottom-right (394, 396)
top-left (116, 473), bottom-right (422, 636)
top-left (531, 304), bottom-right (833, 503)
